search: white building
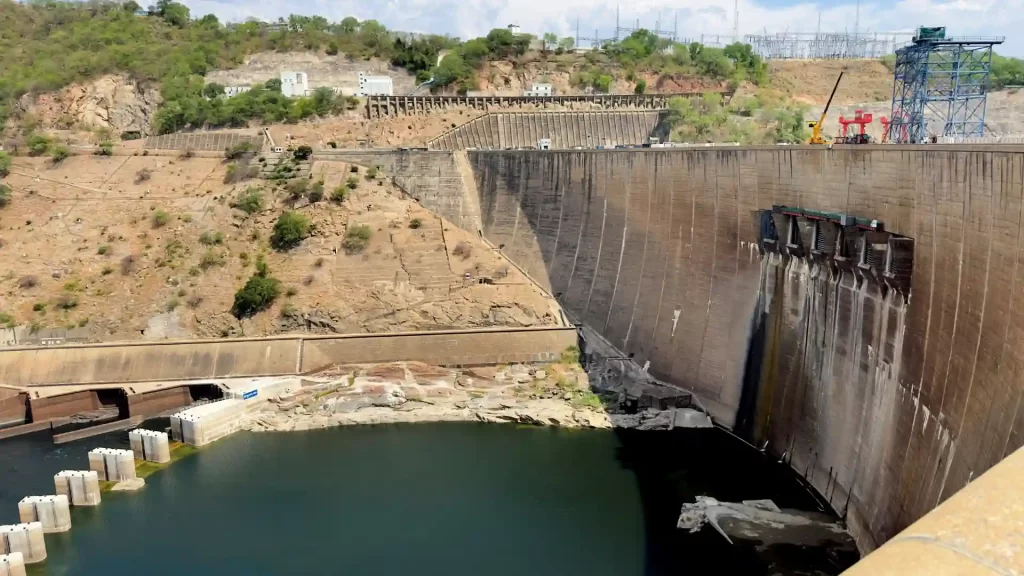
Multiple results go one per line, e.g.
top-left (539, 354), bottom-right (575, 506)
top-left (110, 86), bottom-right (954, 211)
top-left (524, 83), bottom-right (553, 97)
top-left (508, 24), bottom-right (521, 35)
top-left (224, 85), bottom-right (251, 97)
top-left (357, 72), bottom-right (393, 97)
top-left (280, 71), bottom-right (309, 98)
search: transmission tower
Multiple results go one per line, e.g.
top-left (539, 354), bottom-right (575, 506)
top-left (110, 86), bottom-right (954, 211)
top-left (888, 30), bottom-right (1004, 143)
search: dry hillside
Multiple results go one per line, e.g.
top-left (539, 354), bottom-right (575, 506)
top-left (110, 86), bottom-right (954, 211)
top-left (767, 59), bottom-right (893, 106)
top-left (0, 154), bottom-right (558, 342)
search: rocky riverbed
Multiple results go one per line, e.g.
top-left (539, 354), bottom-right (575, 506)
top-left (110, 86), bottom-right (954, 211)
top-left (241, 361), bottom-right (712, 433)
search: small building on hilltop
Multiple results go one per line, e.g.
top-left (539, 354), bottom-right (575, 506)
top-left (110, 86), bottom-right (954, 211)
top-left (224, 85), bottom-right (251, 97)
top-left (280, 71), bottom-right (310, 98)
top-left (524, 83), bottom-right (554, 97)
top-left (357, 72), bottom-right (393, 96)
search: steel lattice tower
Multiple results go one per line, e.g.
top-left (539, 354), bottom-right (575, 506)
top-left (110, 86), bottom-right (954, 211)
top-left (888, 34), bottom-right (1004, 143)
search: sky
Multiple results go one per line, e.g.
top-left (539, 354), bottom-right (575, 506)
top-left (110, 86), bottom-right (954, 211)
top-left (180, 0), bottom-right (1022, 56)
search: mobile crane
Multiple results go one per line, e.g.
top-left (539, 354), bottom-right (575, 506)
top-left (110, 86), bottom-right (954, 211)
top-left (808, 71), bottom-right (843, 145)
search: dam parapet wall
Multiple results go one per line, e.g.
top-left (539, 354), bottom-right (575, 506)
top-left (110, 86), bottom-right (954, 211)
top-left (467, 145), bottom-right (1024, 552)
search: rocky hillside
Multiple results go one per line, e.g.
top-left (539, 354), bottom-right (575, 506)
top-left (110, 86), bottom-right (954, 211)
top-left (0, 153), bottom-right (559, 343)
top-left (11, 75), bottom-right (161, 137)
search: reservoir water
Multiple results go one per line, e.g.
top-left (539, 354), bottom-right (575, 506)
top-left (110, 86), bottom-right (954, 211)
top-left (1, 423), bottom-right (857, 575)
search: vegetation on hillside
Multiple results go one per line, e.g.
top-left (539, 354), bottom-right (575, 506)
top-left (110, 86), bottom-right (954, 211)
top-left (665, 91), bottom-right (808, 144)
top-left (0, 0), bottom-right (778, 132)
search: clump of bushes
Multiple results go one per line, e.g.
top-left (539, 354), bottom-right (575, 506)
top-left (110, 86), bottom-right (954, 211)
top-left (231, 188), bottom-right (264, 215)
top-left (18, 275), bottom-right (38, 289)
top-left (330, 186), bottom-right (347, 203)
top-left (96, 141), bottom-right (113, 156)
top-left (151, 209), bottom-right (170, 228)
top-left (0, 184), bottom-right (10, 208)
top-left (224, 141), bottom-right (255, 160)
top-left (345, 176), bottom-right (359, 190)
top-left (285, 178), bottom-right (310, 200)
top-left (199, 230), bottom-right (224, 245)
top-left (231, 267), bottom-right (281, 318)
top-left (453, 241), bottom-right (472, 260)
top-left (307, 181), bottom-right (324, 203)
top-left (120, 254), bottom-right (137, 275)
top-left (409, 218), bottom-right (422, 229)
top-left (270, 211), bottom-right (311, 251)
top-left (199, 249), bottom-right (225, 270)
top-left (342, 224), bottom-right (372, 254)
top-left (0, 151), bottom-right (11, 177)
top-left (135, 168), bottom-right (152, 184)
top-left (50, 145), bottom-right (69, 163)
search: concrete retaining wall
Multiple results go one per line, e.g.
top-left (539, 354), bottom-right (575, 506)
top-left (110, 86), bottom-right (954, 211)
top-left (0, 328), bottom-right (576, 389)
top-left (427, 111), bottom-right (670, 151)
top-left (144, 132), bottom-right (264, 152)
top-left (0, 339), bottom-right (301, 387)
top-left (126, 387), bottom-right (193, 418)
top-left (320, 150), bottom-right (477, 231)
top-left (468, 146), bottom-right (1024, 552)
top-left (300, 327), bottom-right (576, 372)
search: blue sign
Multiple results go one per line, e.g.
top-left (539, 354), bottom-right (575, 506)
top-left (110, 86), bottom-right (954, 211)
top-left (242, 390), bottom-right (258, 400)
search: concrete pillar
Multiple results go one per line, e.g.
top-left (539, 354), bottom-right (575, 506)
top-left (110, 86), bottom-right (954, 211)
top-left (17, 496), bottom-right (70, 533)
top-left (131, 429), bottom-right (170, 463)
top-left (88, 448), bottom-right (136, 481)
top-left (0, 552), bottom-right (27, 576)
top-left (55, 471), bottom-right (100, 506)
top-left (0, 523), bottom-right (46, 564)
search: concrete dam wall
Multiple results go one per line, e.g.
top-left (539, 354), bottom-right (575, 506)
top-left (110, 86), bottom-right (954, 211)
top-left (426, 111), bottom-right (669, 151)
top-left (468, 146), bottom-right (1024, 552)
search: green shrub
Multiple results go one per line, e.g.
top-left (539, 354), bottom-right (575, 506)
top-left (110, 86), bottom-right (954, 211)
top-left (56, 294), bottom-right (78, 310)
top-left (199, 230), bottom-right (224, 245)
top-left (151, 209), bottom-right (170, 228)
top-left (330, 186), bottom-right (347, 203)
top-left (346, 176), bottom-right (359, 190)
top-left (199, 249), bottom-right (225, 269)
top-left (231, 188), bottom-right (264, 215)
top-left (293, 145), bottom-right (313, 160)
top-left (224, 141), bottom-right (255, 160)
top-left (409, 218), bottom-right (422, 229)
top-left (50, 144), bottom-right (69, 163)
top-left (286, 178), bottom-right (310, 200)
top-left (366, 166), bottom-right (378, 179)
top-left (27, 133), bottom-right (50, 156)
top-left (285, 286), bottom-right (298, 297)
top-left (0, 184), bottom-right (10, 208)
top-left (32, 302), bottom-right (46, 312)
top-left (0, 312), bottom-right (14, 328)
top-left (0, 151), bottom-right (10, 177)
top-left (97, 244), bottom-right (111, 255)
top-left (96, 141), bottom-right (113, 156)
top-left (270, 211), bottom-right (311, 251)
top-left (166, 298), bottom-right (180, 311)
top-left (231, 274), bottom-right (281, 318)
top-left (307, 181), bottom-right (324, 203)
top-left (342, 224), bottom-right (372, 254)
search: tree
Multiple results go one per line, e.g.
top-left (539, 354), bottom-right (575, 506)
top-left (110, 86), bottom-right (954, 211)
top-left (264, 78), bottom-right (282, 93)
top-left (270, 211), bottom-right (311, 250)
top-left (433, 53), bottom-right (471, 87)
top-left (231, 273), bottom-right (281, 318)
top-left (542, 32), bottom-right (558, 53)
top-left (156, 0), bottom-right (189, 27)
top-left (202, 83), bottom-right (225, 98)
top-left (123, 0), bottom-right (141, 13)
top-left (0, 184), bottom-right (10, 208)
top-left (339, 16), bottom-right (359, 33)
top-left (634, 79), bottom-right (646, 94)
top-left (293, 145), bottom-right (313, 160)
top-left (0, 151), bottom-right (10, 178)
top-left (326, 40), bottom-right (339, 55)
top-left (558, 37), bottom-right (575, 52)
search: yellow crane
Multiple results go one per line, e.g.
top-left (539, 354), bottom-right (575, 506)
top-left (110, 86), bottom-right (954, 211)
top-left (808, 71), bottom-right (844, 145)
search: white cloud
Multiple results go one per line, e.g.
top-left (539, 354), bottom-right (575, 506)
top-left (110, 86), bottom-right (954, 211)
top-left (180, 0), bottom-right (1024, 56)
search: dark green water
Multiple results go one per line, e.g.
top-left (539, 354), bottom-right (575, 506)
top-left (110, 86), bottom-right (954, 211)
top-left (1, 423), bottom-right (856, 575)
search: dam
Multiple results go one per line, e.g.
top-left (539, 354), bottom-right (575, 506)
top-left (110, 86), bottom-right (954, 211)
top-left (462, 145), bottom-right (1024, 552)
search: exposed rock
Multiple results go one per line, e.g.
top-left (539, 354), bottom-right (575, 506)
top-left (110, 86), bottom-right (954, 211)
top-left (15, 75), bottom-right (161, 135)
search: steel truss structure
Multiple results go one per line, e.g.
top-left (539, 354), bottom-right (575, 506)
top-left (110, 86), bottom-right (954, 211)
top-left (888, 36), bottom-right (1004, 143)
